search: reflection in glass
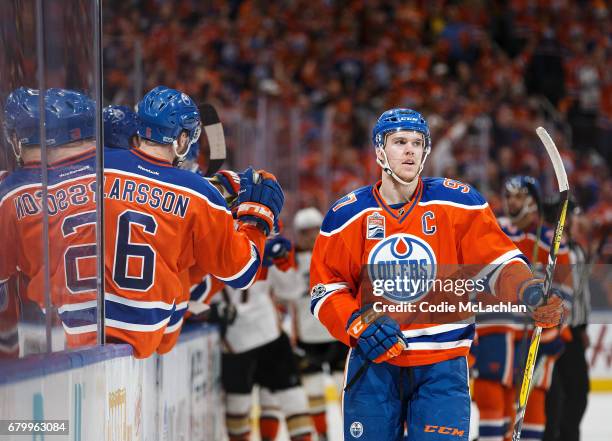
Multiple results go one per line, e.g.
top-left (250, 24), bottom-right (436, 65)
top-left (0, 0), bottom-right (102, 359)
top-left (0, 88), bottom-right (99, 357)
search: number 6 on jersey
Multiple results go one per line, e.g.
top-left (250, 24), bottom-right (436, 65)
top-left (112, 210), bottom-right (157, 291)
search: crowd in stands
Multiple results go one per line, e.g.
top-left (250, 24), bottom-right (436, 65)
top-left (102, 0), bottom-right (610, 267)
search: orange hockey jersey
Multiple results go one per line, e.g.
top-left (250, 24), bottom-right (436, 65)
top-left (310, 177), bottom-right (533, 367)
top-left (103, 148), bottom-right (266, 358)
top-left (499, 218), bottom-right (573, 301)
top-left (501, 218), bottom-right (573, 388)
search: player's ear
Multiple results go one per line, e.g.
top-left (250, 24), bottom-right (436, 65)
top-left (177, 131), bottom-right (189, 155)
top-left (375, 147), bottom-right (385, 163)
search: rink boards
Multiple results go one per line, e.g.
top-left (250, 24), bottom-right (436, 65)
top-left (587, 317), bottom-right (612, 392)
top-left (0, 319), bottom-right (610, 441)
top-left (0, 323), bottom-right (223, 441)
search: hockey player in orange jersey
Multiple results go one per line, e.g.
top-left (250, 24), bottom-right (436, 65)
top-left (481, 176), bottom-right (571, 441)
top-left (0, 87), bottom-right (102, 352)
top-left (103, 86), bottom-right (284, 358)
top-left (309, 109), bottom-right (566, 441)
top-left (0, 133), bottom-right (19, 358)
top-left (472, 175), bottom-right (572, 441)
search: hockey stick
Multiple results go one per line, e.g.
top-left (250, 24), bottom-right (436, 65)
top-left (512, 127), bottom-right (569, 441)
top-left (344, 351), bottom-right (372, 391)
top-left (344, 308), bottom-right (383, 391)
top-left (199, 103), bottom-right (227, 177)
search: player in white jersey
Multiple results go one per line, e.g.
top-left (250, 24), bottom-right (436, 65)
top-left (267, 207), bottom-right (347, 441)
top-left (183, 163), bottom-right (313, 440)
top-left (212, 267), bottom-right (314, 441)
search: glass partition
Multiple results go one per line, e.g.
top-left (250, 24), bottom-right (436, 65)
top-left (0, 0), bottom-right (102, 360)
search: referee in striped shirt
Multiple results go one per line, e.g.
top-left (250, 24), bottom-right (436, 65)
top-left (544, 199), bottom-right (591, 441)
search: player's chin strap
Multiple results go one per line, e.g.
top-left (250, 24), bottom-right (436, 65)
top-left (13, 141), bottom-right (23, 165)
top-left (172, 139), bottom-right (187, 165)
top-left (375, 147), bottom-right (430, 186)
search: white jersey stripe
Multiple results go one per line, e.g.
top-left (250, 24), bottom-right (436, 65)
top-left (164, 317), bottom-right (184, 334)
top-left (215, 243), bottom-right (259, 286)
top-left (57, 300), bottom-right (97, 313)
top-left (405, 339), bottom-right (472, 350)
top-left (105, 292), bottom-right (175, 310)
top-left (401, 322), bottom-right (472, 338)
top-left (105, 316), bottom-right (171, 332)
top-left (418, 199), bottom-right (489, 210)
top-left (62, 323), bottom-right (98, 335)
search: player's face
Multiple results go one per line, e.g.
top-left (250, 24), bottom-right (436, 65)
top-left (382, 130), bottom-right (425, 181)
top-left (504, 190), bottom-right (526, 218)
top-left (296, 227), bottom-right (319, 250)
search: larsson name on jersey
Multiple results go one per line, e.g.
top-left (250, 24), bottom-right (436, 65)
top-left (105, 177), bottom-right (190, 218)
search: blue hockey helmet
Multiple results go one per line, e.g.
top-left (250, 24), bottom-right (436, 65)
top-left (372, 108), bottom-right (431, 150)
top-left (44, 88), bottom-right (95, 147)
top-left (503, 175), bottom-right (542, 223)
top-left (103, 105), bottom-right (138, 149)
top-left (136, 86), bottom-right (200, 156)
top-left (3, 87), bottom-right (41, 146)
top-left (503, 175), bottom-right (541, 208)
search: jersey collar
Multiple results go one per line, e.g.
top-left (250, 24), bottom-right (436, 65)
top-left (48, 148), bottom-right (96, 169)
top-left (372, 178), bottom-right (423, 223)
top-left (21, 148), bottom-right (97, 169)
top-left (130, 148), bottom-right (173, 167)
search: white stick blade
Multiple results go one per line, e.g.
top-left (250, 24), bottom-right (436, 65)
top-left (203, 123), bottom-right (226, 161)
top-left (535, 127), bottom-right (569, 192)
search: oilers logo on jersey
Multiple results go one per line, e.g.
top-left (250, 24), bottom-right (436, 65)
top-left (311, 283), bottom-right (327, 300)
top-left (349, 421), bottom-right (364, 438)
top-left (367, 233), bottom-right (437, 303)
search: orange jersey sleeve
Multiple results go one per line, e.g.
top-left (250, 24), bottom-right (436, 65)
top-left (309, 229), bottom-right (362, 346)
top-left (500, 220), bottom-right (573, 301)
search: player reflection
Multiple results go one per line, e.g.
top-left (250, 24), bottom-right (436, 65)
top-left (0, 87), bottom-right (100, 353)
top-left (1, 87), bottom-right (46, 356)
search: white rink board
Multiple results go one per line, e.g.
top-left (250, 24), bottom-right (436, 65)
top-left (0, 324), bottom-right (223, 441)
top-left (586, 318), bottom-right (612, 387)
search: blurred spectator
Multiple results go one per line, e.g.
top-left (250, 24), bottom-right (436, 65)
top-left (102, 0), bottom-right (610, 265)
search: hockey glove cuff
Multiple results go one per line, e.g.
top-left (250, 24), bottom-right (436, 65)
top-left (346, 308), bottom-right (406, 363)
top-left (237, 203), bottom-right (275, 235)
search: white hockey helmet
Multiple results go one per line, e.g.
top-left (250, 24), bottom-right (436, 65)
top-left (293, 207), bottom-right (324, 231)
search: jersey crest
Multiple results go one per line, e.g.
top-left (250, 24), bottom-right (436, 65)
top-left (367, 233), bottom-right (437, 303)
